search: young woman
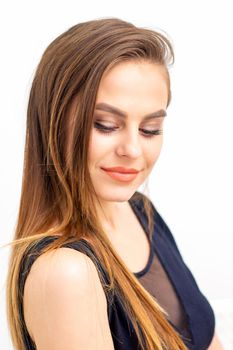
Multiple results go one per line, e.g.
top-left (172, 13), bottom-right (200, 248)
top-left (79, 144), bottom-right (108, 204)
top-left (6, 17), bottom-right (223, 350)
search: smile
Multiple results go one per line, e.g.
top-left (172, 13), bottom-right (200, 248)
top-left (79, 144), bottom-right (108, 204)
top-left (101, 168), bottom-right (139, 182)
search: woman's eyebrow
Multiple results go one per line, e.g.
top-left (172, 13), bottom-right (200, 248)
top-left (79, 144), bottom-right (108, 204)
top-left (95, 102), bottom-right (167, 121)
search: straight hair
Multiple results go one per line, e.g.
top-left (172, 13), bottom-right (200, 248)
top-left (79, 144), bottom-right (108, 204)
top-left (5, 17), bottom-right (187, 350)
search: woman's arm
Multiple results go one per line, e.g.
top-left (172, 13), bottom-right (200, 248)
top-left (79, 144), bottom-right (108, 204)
top-left (207, 333), bottom-right (224, 350)
top-left (23, 247), bottom-right (115, 350)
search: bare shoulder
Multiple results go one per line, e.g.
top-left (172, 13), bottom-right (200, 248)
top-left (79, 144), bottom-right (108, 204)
top-left (23, 247), bottom-right (114, 350)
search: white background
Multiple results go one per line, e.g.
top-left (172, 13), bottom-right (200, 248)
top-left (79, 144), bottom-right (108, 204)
top-left (0, 0), bottom-right (232, 349)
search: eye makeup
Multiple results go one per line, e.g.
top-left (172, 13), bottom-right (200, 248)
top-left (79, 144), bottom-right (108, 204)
top-left (93, 121), bottom-right (163, 138)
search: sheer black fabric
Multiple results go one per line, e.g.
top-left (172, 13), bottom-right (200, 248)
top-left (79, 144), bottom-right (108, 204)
top-left (137, 254), bottom-right (192, 343)
top-left (18, 191), bottom-right (215, 349)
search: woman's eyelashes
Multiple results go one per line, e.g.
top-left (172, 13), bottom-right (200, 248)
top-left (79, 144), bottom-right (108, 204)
top-left (93, 121), bottom-right (163, 138)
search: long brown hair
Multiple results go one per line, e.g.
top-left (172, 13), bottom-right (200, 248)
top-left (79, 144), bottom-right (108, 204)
top-left (5, 17), bottom-right (187, 350)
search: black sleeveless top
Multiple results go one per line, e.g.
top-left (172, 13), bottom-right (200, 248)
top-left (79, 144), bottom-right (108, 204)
top-left (18, 192), bottom-right (215, 350)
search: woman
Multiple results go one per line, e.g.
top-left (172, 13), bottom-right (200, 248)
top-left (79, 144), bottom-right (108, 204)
top-left (6, 18), bottom-right (223, 350)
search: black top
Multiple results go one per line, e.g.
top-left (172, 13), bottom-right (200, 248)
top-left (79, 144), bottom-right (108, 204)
top-left (18, 192), bottom-right (215, 350)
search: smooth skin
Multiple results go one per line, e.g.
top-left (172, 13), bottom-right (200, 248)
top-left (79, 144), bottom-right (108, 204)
top-left (23, 61), bottom-right (223, 349)
top-left (23, 248), bottom-right (115, 349)
top-left (88, 61), bottom-right (167, 231)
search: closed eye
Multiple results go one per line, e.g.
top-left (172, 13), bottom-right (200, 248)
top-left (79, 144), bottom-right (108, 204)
top-left (93, 122), bottom-right (163, 138)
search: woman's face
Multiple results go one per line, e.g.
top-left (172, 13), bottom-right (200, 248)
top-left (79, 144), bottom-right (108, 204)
top-left (88, 60), bottom-right (169, 202)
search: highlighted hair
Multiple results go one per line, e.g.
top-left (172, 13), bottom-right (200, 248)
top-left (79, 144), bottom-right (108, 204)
top-left (5, 18), bottom-right (187, 349)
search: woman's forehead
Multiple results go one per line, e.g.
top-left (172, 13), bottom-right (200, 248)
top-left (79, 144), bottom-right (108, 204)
top-left (95, 62), bottom-right (168, 114)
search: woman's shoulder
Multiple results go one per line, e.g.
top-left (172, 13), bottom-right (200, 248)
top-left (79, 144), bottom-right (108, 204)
top-left (22, 240), bottom-right (112, 348)
top-left (23, 244), bottom-right (106, 308)
top-left (20, 235), bottom-right (105, 289)
top-left (25, 243), bottom-right (99, 282)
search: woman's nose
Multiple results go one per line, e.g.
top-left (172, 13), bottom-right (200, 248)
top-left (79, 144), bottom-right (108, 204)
top-left (115, 128), bottom-right (143, 158)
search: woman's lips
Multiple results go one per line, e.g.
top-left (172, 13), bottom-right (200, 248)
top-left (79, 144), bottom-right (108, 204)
top-left (101, 168), bottom-right (139, 182)
top-left (101, 166), bottom-right (139, 173)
